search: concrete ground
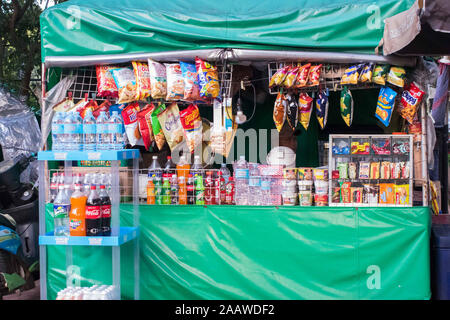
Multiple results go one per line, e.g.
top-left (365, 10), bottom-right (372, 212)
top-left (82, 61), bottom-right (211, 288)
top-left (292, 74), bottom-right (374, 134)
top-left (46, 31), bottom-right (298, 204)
top-left (2, 280), bottom-right (40, 300)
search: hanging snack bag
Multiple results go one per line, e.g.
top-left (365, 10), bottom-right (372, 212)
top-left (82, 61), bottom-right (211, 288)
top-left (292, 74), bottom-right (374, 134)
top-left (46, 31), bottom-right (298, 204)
top-left (372, 65), bottom-right (390, 85)
top-left (92, 99), bottom-right (110, 119)
top-left (121, 102), bottom-right (141, 146)
top-left (285, 93), bottom-right (299, 131)
top-left (180, 104), bottom-right (203, 153)
top-left (340, 64), bottom-right (363, 85)
top-left (380, 161), bottom-right (391, 179)
top-left (195, 57), bottom-right (220, 99)
top-left (283, 66), bottom-right (300, 88)
top-left (111, 67), bottom-right (138, 104)
top-left (315, 90), bottom-right (329, 130)
top-left (269, 65), bottom-right (290, 88)
top-left (96, 65), bottom-right (119, 98)
top-left (137, 104), bottom-right (155, 151)
top-left (165, 63), bottom-right (185, 101)
top-left (151, 104), bottom-right (168, 151)
top-left (273, 91), bottom-right (287, 132)
top-left (375, 86), bottom-right (397, 127)
top-left (395, 184), bottom-right (410, 205)
top-left (387, 66), bottom-right (406, 87)
top-left (295, 63), bottom-right (311, 88)
top-left (340, 86), bottom-right (353, 127)
top-left (307, 64), bottom-right (322, 87)
top-left (359, 162), bottom-right (370, 179)
top-left (359, 63), bottom-right (374, 83)
top-left (132, 61), bottom-right (151, 101)
top-left (399, 82), bottom-right (425, 124)
top-left (298, 92), bottom-right (313, 131)
top-left (157, 103), bottom-right (185, 151)
top-left (180, 61), bottom-right (201, 101)
top-left (370, 162), bottom-right (380, 179)
top-left (148, 59), bottom-right (167, 99)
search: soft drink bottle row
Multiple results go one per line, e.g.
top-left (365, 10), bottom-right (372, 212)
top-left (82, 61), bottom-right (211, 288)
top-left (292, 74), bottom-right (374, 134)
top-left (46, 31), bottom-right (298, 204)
top-left (56, 285), bottom-right (118, 300)
top-left (53, 180), bottom-right (112, 237)
top-left (52, 109), bottom-right (124, 152)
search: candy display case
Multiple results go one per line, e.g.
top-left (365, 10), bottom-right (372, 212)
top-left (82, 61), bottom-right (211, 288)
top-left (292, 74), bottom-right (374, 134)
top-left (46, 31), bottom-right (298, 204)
top-left (328, 134), bottom-right (413, 207)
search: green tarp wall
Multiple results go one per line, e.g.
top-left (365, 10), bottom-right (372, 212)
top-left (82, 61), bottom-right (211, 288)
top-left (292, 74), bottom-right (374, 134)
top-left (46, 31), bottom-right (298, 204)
top-left (45, 204), bottom-right (431, 300)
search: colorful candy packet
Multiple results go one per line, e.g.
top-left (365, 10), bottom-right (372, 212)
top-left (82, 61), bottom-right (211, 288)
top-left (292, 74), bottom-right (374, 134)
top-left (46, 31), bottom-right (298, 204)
top-left (132, 61), bottom-right (151, 101)
top-left (273, 91), bottom-right (287, 132)
top-left (359, 63), bottom-right (374, 83)
top-left (285, 93), bottom-right (298, 131)
top-left (157, 102), bottom-right (185, 151)
top-left (341, 64), bottom-right (364, 85)
top-left (399, 82), bottom-right (425, 124)
top-left (379, 183), bottom-right (395, 204)
top-left (111, 67), bottom-right (138, 104)
top-left (179, 61), bottom-right (201, 101)
top-left (151, 103), bottom-right (167, 150)
top-left (315, 90), bottom-right (329, 130)
top-left (340, 86), bottom-right (353, 127)
top-left (282, 66), bottom-right (299, 88)
top-left (298, 92), bottom-right (313, 130)
top-left (269, 65), bottom-right (290, 88)
top-left (179, 104), bottom-right (203, 153)
top-left (307, 64), bottom-right (322, 86)
top-left (165, 63), bottom-right (185, 101)
top-left (121, 102), bottom-right (142, 146)
top-left (148, 59), bottom-right (167, 99)
top-left (295, 63), bottom-right (311, 88)
top-left (96, 65), bottom-right (119, 98)
top-left (375, 86), bottom-right (397, 127)
top-left (137, 104), bottom-right (155, 151)
top-left (195, 57), bottom-right (220, 98)
top-left (395, 184), bottom-right (409, 205)
top-left (387, 66), bottom-right (406, 87)
top-left (372, 65), bottom-right (390, 85)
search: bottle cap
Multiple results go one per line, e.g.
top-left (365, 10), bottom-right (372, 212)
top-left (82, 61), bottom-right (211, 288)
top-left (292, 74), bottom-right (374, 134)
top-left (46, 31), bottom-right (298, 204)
top-left (100, 185), bottom-right (105, 189)
top-left (188, 174), bottom-right (193, 177)
top-left (91, 185), bottom-right (96, 190)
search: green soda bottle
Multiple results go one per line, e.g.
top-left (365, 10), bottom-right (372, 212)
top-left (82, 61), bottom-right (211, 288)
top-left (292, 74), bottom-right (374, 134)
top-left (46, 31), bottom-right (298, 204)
top-left (154, 176), bottom-right (163, 205)
top-left (195, 174), bottom-right (205, 205)
top-left (162, 174), bottom-right (171, 205)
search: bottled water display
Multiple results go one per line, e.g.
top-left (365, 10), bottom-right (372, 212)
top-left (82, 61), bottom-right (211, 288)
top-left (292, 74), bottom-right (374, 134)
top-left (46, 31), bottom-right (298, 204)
top-left (51, 112), bottom-right (65, 151)
top-left (63, 112), bottom-right (75, 151)
top-left (83, 109), bottom-right (97, 151)
top-left (248, 163), bottom-right (261, 206)
top-left (96, 111), bottom-right (110, 151)
top-left (73, 111), bottom-right (83, 151)
top-left (109, 111), bottom-right (124, 150)
top-left (234, 156), bottom-right (249, 206)
top-left (220, 163), bottom-right (231, 184)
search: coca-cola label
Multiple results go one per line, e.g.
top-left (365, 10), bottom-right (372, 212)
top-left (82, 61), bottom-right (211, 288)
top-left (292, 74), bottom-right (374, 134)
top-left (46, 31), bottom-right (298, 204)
top-left (85, 205), bottom-right (101, 219)
top-left (101, 205), bottom-right (111, 218)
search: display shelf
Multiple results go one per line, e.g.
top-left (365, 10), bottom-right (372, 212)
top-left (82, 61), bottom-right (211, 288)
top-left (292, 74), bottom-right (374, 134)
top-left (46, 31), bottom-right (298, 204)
top-left (39, 227), bottom-right (139, 246)
top-left (332, 153), bottom-right (410, 157)
top-left (38, 149), bottom-right (139, 161)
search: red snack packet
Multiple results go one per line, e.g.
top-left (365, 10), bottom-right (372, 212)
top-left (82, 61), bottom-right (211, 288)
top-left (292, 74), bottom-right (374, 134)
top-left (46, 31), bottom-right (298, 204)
top-left (121, 102), bottom-right (141, 146)
top-left (179, 104), bottom-right (202, 153)
top-left (92, 99), bottom-right (111, 119)
top-left (96, 65), bottom-right (119, 98)
top-left (137, 104), bottom-right (155, 151)
top-left (295, 63), bottom-right (311, 88)
top-left (399, 82), bottom-right (425, 124)
top-left (307, 64), bottom-right (322, 86)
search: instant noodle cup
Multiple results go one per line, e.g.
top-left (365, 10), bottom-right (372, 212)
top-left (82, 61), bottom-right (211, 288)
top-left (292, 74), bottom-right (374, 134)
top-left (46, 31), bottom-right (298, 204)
top-left (273, 91), bottom-right (287, 132)
top-left (294, 63), bottom-right (311, 88)
top-left (195, 57), bottom-right (220, 99)
top-left (340, 86), bottom-right (353, 127)
top-left (379, 183), bottom-right (395, 204)
top-left (132, 61), bottom-right (151, 101)
top-left (285, 93), bottom-right (298, 131)
top-left (375, 86), bottom-right (397, 127)
top-left (148, 59), bottom-right (167, 99)
top-left (179, 62), bottom-right (201, 101)
top-left (314, 194), bottom-right (328, 206)
top-left (137, 104), bottom-right (155, 151)
top-left (157, 102), bottom-right (185, 151)
top-left (314, 180), bottom-right (329, 194)
top-left (96, 65), bottom-right (119, 98)
top-left (315, 90), bottom-right (329, 130)
top-left (269, 65), bottom-right (290, 88)
top-left (399, 82), bottom-right (425, 124)
top-left (298, 92), bottom-right (313, 130)
top-left (179, 104), bottom-right (203, 153)
top-left (165, 63), bottom-right (185, 101)
top-left (298, 180), bottom-right (313, 191)
top-left (395, 184), bottom-right (409, 205)
top-left (297, 168), bottom-right (313, 180)
top-left (111, 67), bottom-right (138, 104)
top-left (307, 64), bottom-right (322, 87)
top-left (282, 66), bottom-right (300, 88)
top-left (299, 190), bottom-right (313, 206)
top-left (387, 66), bottom-right (406, 87)
top-left (372, 64), bottom-right (390, 85)
top-left (151, 104), bottom-right (168, 150)
top-left (121, 102), bottom-right (141, 146)
top-left (313, 168), bottom-right (328, 181)
top-left (282, 192), bottom-right (297, 206)
top-left (283, 168), bottom-right (297, 180)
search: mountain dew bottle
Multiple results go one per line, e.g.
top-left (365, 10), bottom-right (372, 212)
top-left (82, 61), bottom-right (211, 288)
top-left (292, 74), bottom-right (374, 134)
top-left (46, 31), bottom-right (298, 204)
top-left (195, 174), bottom-right (205, 205)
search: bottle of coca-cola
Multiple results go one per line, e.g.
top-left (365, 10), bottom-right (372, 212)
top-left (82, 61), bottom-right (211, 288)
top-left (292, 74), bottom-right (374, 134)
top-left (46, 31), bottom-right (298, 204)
top-left (98, 185), bottom-right (111, 236)
top-left (85, 186), bottom-right (102, 236)
top-left (204, 171), bottom-right (215, 205)
top-left (186, 174), bottom-right (195, 205)
top-left (217, 171), bottom-right (226, 205)
top-left (50, 172), bottom-right (60, 203)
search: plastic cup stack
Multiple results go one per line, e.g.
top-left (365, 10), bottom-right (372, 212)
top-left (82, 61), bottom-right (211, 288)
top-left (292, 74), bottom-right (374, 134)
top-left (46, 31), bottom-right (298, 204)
top-left (56, 285), bottom-right (118, 300)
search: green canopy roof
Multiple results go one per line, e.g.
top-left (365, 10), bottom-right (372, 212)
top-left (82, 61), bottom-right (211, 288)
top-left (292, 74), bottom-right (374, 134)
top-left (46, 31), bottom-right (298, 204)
top-left (40, 0), bottom-right (415, 63)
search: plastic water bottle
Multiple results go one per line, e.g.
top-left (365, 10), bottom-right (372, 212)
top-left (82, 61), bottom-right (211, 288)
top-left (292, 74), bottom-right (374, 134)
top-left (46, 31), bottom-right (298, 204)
top-left (248, 163), bottom-right (261, 206)
top-left (260, 176), bottom-right (272, 206)
top-left (191, 155), bottom-right (203, 179)
top-left (83, 109), bottom-right (97, 151)
top-left (63, 112), bottom-right (76, 151)
top-left (73, 111), bottom-right (83, 151)
top-left (234, 156), bottom-right (249, 205)
top-left (96, 111), bottom-right (110, 150)
top-left (53, 184), bottom-right (70, 236)
top-left (51, 112), bottom-right (65, 151)
top-left (220, 163), bottom-right (231, 184)
top-left (109, 111), bottom-right (124, 150)
top-left (148, 156), bottom-right (163, 179)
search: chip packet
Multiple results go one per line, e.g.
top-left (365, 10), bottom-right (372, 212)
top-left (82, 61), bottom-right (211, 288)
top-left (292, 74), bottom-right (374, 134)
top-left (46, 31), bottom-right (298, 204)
top-left (132, 61), bottom-right (151, 101)
top-left (379, 183), bottom-right (395, 204)
top-left (294, 63), bottom-right (311, 88)
top-left (375, 86), bottom-right (397, 127)
top-left (372, 65), bottom-right (390, 85)
top-left (359, 63), bottom-right (374, 83)
top-left (380, 161), bottom-right (391, 179)
top-left (387, 66), bottom-right (406, 87)
top-left (92, 99), bottom-right (111, 119)
top-left (269, 65), bottom-right (290, 88)
top-left (96, 65), bottom-right (119, 98)
top-left (359, 162), bottom-right (370, 179)
top-left (283, 66), bottom-right (300, 88)
top-left (54, 92), bottom-right (75, 113)
top-left (179, 61), bottom-right (201, 101)
top-left (73, 93), bottom-right (91, 118)
top-left (370, 162), bottom-right (380, 179)
top-left (298, 92), bottom-right (313, 131)
top-left (307, 64), bottom-right (322, 87)
top-left (179, 104), bottom-right (203, 153)
top-left (395, 184), bottom-right (410, 205)
top-left (195, 57), bottom-right (220, 98)
top-left (315, 90), bottom-right (329, 130)
top-left (121, 102), bottom-right (141, 146)
top-left (340, 86), bottom-right (353, 127)
top-left (111, 67), bottom-right (138, 104)
top-left (341, 64), bottom-right (363, 85)
top-left (399, 82), bottom-right (425, 124)
top-left (285, 93), bottom-right (298, 131)
top-left (273, 91), bottom-right (287, 132)
top-left (151, 104), bottom-right (168, 150)
top-left (165, 63), bottom-right (185, 101)
top-left (148, 59), bottom-right (167, 99)
top-left (157, 102), bottom-right (185, 151)
top-left (137, 104), bottom-right (155, 151)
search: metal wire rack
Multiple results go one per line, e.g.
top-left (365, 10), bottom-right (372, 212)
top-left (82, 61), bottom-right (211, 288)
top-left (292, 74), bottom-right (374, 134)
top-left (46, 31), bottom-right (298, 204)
top-left (267, 62), bottom-right (383, 95)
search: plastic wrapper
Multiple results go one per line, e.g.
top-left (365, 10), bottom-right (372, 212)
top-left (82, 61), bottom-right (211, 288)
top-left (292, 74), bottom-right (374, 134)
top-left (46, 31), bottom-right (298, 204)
top-left (111, 67), bottom-right (138, 103)
top-left (348, 163), bottom-right (357, 180)
top-left (157, 103), bottom-right (185, 151)
top-left (180, 62), bottom-right (201, 101)
top-left (390, 162), bottom-right (401, 179)
top-left (370, 162), bottom-right (380, 179)
top-left (307, 64), bottom-right (322, 86)
top-left (375, 86), bottom-right (397, 128)
top-left (151, 104), bottom-right (168, 150)
top-left (331, 187), bottom-right (341, 203)
top-left (137, 104), bottom-right (155, 151)
top-left (273, 91), bottom-right (287, 132)
top-left (294, 63), bottom-right (311, 88)
top-left (387, 66), bottom-right (406, 87)
top-left (379, 183), bottom-right (395, 204)
top-left (195, 57), bottom-right (220, 98)
top-left (180, 104), bottom-right (203, 153)
top-left (96, 65), bottom-right (119, 98)
top-left (92, 99), bottom-right (111, 119)
top-left (341, 64), bottom-right (363, 85)
top-left (282, 66), bottom-right (299, 88)
top-left (148, 59), bottom-right (167, 99)
top-left (332, 140), bottom-right (350, 155)
top-left (165, 63), bottom-right (185, 101)
top-left (315, 90), bottom-right (329, 130)
top-left (351, 141), bottom-right (370, 154)
top-left (372, 65), bottom-right (390, 85)
top-left (392, 140), bottom-right (410, 154)
top-left (285, 93), bottom-right (298, 131)
top-left (298, 92), bottom-right (313, 130)
top-left (53, 92), bottom-right (75, 113)
top-left (395, 184), bottom-right (409, 205)
top-left (121, 102), bottom-right (141, 146)
top-left (401, 161), bottom-right (410, 179)
top-left (73, 94), bottom-right (92, 118)
top-left (399, 82), bottom-right (425, 124)
top-left (340, 86), bottom-right (353, 127)
top-left (351, 187), bottom-right (363, 203)
top-left (337, 162), bottom-right (348, 179)
top-left (269, 66), bottom-right (289, 88)
top-left (340, 182), bottom-right (352, 203)
top-left (359, 63), bottom-right (374, 83)
top-left (363, 184), bottom-right (379, 204)
top-left (372, 139), bottom-right (390, 155)
top-left (359, 162), bottom-right (370, 179)
top-left (132, 61), bottom-right (151, 101)
top-left (380, 161), bottom-right (390, 179)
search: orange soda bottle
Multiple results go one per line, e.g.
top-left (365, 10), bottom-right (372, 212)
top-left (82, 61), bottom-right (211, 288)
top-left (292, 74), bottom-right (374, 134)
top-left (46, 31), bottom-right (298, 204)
top-left (176, 155), bottom-right (190, 205)
top-left (147, 178), bottom-right (155, 204)
top-left (69, 184), bottom-right (87, 236)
